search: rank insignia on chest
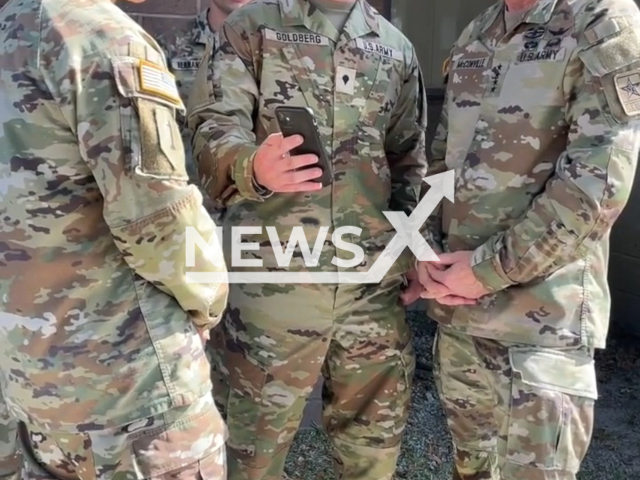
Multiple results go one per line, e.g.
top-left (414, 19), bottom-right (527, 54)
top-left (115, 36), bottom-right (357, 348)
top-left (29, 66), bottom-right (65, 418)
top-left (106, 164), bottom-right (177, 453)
top-left (171, 57), bottom-right (200, 71)
top-left (615, 70), bottom-right (640, 116)
top-left (336, 65), bottom-right (356, 95)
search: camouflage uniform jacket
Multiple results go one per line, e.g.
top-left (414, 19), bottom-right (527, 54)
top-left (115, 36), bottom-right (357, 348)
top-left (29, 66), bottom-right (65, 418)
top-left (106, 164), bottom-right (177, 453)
top-left (188, 0), bottom-right (428, 276)
top-left (428, 0), bottom-right (640, 349)
top-left (0, 0), bottom-right (228, 432)
top-left (155, 9), bottom-right (216, 187)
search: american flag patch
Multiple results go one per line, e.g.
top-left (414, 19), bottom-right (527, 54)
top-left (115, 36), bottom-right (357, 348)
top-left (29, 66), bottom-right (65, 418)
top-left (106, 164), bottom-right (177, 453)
top-left (137, 60), bottom-right (180, 104)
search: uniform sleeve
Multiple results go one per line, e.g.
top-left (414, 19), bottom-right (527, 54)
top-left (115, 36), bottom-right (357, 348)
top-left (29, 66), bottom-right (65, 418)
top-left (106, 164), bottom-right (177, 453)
top-left (471, 11), bottom-right (640, 293)
top-left (384, 49), bottom-right (428, 217)
top-left (187, 21), bottom-right (268, 208)
top-left (42, 45), bottom-right (229, 330)
top-left (421, 55), bottom-right (453, 255)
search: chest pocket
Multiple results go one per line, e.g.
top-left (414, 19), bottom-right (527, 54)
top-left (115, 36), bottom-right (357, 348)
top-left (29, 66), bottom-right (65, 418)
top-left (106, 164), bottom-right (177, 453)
top-left (448, 46), bottom-right (492, 102)
top-left (346, 38), bottom-right (404, 132)
top-left (258, 28), bottom-right (333, 131)
top-left (496, 34), bottom-right (571, 108)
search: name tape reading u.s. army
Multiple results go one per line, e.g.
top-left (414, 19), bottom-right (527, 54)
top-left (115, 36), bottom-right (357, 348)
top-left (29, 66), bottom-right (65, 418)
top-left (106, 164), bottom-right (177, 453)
top-left (517, 47), bottom-right (566, 63)
top-left (264, 28), bottom-right (329, 45)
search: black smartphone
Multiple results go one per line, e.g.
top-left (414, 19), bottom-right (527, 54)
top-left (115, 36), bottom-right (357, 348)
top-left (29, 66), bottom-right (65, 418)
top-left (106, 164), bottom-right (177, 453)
top-left (274, 105), bottom-right (333, 187)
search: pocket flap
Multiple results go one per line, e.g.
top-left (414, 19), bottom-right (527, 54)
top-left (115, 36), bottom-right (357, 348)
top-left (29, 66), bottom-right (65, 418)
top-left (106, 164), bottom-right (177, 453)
top-left (578, 25), bottom-right (640, 77)
top-left (509, 348), bottom-right (598, 400)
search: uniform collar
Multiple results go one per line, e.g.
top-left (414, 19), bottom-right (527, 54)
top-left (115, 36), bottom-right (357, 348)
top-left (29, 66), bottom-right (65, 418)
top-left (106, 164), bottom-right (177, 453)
top-left (279, 0), bottom-right (379, 41)
top-left (194, 8), bottom-right (215, 45)
top-left (522, 0), bottom-right (559, 24)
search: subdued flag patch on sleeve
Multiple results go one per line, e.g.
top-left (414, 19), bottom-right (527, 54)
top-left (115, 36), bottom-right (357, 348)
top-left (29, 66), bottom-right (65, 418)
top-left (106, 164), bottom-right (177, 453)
top-left (138, 60), bottom-right (181, 104)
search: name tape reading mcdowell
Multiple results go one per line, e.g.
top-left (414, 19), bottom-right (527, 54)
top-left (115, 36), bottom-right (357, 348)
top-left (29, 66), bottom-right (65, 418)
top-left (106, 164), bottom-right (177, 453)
top-left (355, 39), bottom-right (402, 60)
top-left (265, 28), bottom-right (329, 46)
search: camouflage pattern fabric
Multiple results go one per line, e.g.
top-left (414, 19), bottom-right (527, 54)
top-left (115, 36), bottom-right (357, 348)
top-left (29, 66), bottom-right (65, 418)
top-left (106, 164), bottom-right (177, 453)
top-left (187, 0), bottom-right (428, 278)
top-left (17, 394), bottom-right (226, 480)
top-left (433, 326), bottom-right (597, 480)
top-left (154, 9), bottom-right (218, 206)
top-left (155, 9), bottom-right (214, 114)
top-left (208, 276), bottom-right (415, 480)
top-left (426, 0), bottom-right (640, 478)
top-left (0, 0), bottom-right (227, 453)
top-left (0, 389), bottom-right (20, 480)
top-left (427, 0), bottom-right (640, 349)
top-left (187, 1), bottom-right (425, 478)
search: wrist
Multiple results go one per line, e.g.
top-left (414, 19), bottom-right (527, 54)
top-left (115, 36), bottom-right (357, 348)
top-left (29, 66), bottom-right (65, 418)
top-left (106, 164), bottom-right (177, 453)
top-left (233, 148), bottom-right (272, 201)
top-left (251, 176), bottom-right (272, 197)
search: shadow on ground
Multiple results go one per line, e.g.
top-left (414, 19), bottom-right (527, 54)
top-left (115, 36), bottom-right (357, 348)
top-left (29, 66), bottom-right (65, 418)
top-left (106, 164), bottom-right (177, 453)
top-left (284, 311), bottom-right (640, 480)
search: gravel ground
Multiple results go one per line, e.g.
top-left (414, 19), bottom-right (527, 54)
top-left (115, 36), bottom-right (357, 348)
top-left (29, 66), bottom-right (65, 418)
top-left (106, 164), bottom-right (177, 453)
top-left (284, 311), bottom-right (640, 480)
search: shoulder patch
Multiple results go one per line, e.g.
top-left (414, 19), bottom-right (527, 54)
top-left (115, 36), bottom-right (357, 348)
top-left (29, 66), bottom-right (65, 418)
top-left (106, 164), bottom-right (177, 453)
top-left (614, 69), bottom-right (640, 116)
top-left (138, 60), bottom-right (182, 104)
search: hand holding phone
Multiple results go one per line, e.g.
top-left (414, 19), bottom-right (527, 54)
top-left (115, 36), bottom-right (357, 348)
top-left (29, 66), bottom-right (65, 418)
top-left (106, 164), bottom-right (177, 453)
top-left (253, 133), bottom-right (324, 193)
top-left (274, 106), bottom-right (333, 187)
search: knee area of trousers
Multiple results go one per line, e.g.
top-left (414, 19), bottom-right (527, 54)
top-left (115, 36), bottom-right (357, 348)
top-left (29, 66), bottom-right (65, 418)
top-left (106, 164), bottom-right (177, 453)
top-left (501, 347), bottom-right (597, 474)
top-left (328, 345), bottom-right (416, 450)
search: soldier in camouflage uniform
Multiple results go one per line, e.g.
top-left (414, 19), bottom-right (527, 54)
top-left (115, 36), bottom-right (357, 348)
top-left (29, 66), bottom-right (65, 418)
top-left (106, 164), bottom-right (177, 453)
top-left (417, 0), bottom-right (640, 479)
top-left (0, 0), bottom-right (229, 478)
top-left (153, 0), bottom-right (252, 201)
top-left (187, 0), bottom-right (427, 479)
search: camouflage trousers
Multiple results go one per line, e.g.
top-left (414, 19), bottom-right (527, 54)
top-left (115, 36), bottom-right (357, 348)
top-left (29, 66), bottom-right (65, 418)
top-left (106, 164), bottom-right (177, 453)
top-left (208, 274), bottom-right (416, 480)
top-left (3, 394), bottom-right (226, 480)
top-left (433, 326), bottom-right (598, 480)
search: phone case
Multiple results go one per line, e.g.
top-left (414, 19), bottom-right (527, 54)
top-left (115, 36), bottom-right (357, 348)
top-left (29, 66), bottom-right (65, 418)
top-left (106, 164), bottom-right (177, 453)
top-left (275, 106), bottom-right (333, 187)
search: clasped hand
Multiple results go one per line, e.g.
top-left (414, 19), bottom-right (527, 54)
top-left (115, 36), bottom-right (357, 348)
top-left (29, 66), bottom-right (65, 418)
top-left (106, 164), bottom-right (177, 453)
top-left (400, 250), bottom-right (490, 307)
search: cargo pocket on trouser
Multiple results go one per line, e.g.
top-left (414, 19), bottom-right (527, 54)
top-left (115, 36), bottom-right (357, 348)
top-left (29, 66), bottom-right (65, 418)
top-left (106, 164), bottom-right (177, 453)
top-left (501, 347), bottom-right (598, 480)
top-left (127, 396), bottom-right (227, 480)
